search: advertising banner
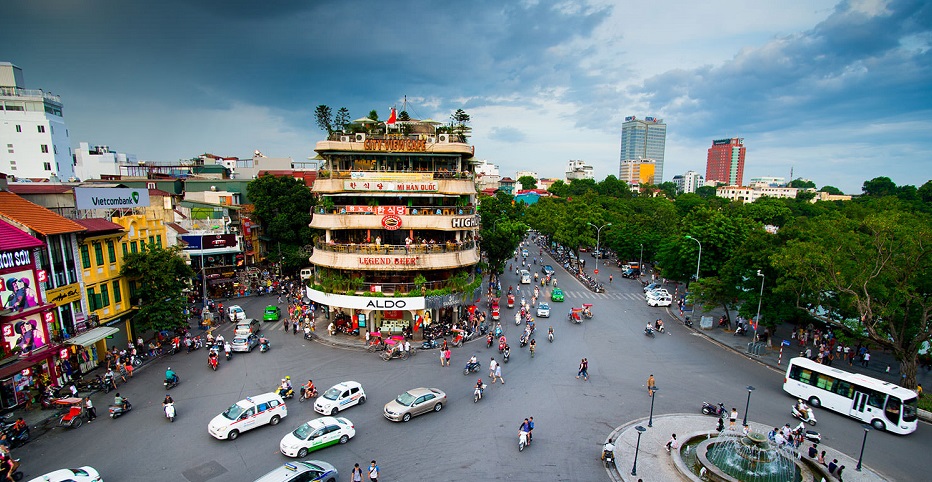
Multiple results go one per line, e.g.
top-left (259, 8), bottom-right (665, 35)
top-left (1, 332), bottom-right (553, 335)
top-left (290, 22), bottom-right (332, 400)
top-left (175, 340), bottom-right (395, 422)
top-left (180, 234), bottom-right (238, 250)
top-left (2, 313), bottom-right (47, 354)
top-left (1, 269), bottom-right (40, 312)
top-left (75, 187), bottom-right (150, 210)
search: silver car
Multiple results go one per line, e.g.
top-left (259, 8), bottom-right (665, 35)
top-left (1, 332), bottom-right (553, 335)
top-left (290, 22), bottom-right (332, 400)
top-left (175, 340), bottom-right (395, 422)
top-left (383, 388), bottom-right (446, 422)
top-left (231, 334), bottom-right (258, 352)
top-left (537, 303), bottom-right (551, 318)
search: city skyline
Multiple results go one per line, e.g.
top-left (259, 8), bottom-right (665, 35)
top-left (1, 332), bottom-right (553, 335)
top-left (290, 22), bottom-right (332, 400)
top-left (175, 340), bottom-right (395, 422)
top-left (2, 0), bottom-right (930, 193)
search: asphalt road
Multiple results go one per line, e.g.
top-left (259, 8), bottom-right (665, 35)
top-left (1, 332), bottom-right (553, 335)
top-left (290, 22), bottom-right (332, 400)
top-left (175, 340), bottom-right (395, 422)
top-left (15, 245), bottom-right (930, 481)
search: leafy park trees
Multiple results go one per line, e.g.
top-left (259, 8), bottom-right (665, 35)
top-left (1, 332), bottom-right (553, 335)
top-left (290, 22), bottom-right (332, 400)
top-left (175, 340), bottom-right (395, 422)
top-left (246, 174), bottom-right (315, 273)
top-left (121, 243), bottom-right (194, 333)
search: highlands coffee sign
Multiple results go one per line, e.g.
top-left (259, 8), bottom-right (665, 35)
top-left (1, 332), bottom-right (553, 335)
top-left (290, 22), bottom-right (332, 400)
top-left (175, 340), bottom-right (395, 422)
top-left (75, 187), bottom-right (150, 210)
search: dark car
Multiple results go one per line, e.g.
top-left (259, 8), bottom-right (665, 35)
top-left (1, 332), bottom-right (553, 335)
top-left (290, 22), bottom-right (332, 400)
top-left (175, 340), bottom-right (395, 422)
top-left (541, 265), bottom-right (555, 276)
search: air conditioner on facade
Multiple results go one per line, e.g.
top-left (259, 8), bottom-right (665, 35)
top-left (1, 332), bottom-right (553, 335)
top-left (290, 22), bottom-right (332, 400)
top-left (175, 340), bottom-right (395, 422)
top-left (340, 136), bottom-right (351, 142)
top-left (426, 136), bottom-right (436, 144)
top-left (438, 134), bottom-right (450, 143)
top-left (355, 133), bottom-right (366, 142)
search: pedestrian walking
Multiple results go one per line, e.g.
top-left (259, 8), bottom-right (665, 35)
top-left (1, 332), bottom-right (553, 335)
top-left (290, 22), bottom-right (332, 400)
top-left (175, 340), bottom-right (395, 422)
top-left (489, 357), bottom-right (498, 379)
top-left (862, 350), bottom-right (871, 367)
top-left (439, 349), bottom-right (446, 367)
top-left (609, 275), bottom-right (613, 284)
top-left (576, 358), bottom-right (589, 381)
top-left (444, 348), bottom-right (452, 367)
top-left (85, 397), bottom-right (97, 421)
top-left (493, 364), bottom-right (505, 384)
top-left (368, 460), bottom-right (379, 482)
top-left (124, 361), bottom-right (133, 378)
top-left (647, 374), bottom-right (655, 397)
top-left (729, 408), bottom-right (738, 430)
top-left (351, 463), bottom-right (363, 482)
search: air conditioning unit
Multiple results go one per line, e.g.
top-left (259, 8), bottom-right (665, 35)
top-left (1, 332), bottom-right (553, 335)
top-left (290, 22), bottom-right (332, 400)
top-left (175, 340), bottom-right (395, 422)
top-left (230, 226), bottom-right (239, 234)
top-left (340, 135), bottom-right (351, 142)
top-left (426, 136), bottom-right (436, 144)
top-left (355, 133), bottom-right (366, 142)
top-left (438, 134), bottom-right (450, 143)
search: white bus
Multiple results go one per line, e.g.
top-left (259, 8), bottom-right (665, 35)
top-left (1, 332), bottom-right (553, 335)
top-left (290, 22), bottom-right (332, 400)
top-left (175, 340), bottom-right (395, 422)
top-left (783, 357), bottom-right (918, 434)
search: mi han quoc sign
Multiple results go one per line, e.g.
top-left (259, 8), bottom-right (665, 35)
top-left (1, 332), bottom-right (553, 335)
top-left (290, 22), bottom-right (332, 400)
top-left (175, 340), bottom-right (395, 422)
top-left (342, 181), bottom-right (437, 192)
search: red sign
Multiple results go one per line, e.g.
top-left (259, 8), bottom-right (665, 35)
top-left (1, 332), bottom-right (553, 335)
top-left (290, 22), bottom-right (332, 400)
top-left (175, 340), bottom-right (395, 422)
top-left (37, 270), bottom-right (48, 283)
top-left (344, 205), bottom-right (408, 215)
top-left (381, 215), bottom-right (402, 230)
top-left (594, 269), bottom-right (599, 274)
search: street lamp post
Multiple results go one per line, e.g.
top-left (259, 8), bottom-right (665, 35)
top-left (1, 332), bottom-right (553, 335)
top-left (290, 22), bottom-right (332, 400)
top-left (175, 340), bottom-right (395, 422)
top-left (742, 385), bottom-right (755, 426)
top-left (648, 386), bottom-right (659, 427)
top-left (685, 235), bottom-right (702, 282)
top-left (631, 425), bottom-right (647, 476)
top-left (587, 222), bottom-right (612, 284)
top-left (856, 424), bottom-right (871, 471)
top-left (754, 270), bottom-right (765, 341)
top-left (639, 243), bottom-right (644, 276)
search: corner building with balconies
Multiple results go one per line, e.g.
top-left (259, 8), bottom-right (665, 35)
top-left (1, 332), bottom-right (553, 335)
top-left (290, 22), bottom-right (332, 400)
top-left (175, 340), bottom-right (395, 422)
top-left (307, 127), bottom-right (480, 337)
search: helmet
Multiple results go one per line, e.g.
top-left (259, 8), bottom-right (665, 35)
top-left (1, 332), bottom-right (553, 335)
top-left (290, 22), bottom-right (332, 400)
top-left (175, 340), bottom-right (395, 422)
top-left (797, 399), bottom-right (803, 404)
top-left (281, 378), bottom-right (286, 382)
top-left (167, 367), bottom-right (171, 370)
top-left (285, 376), bottom-right (290, 380)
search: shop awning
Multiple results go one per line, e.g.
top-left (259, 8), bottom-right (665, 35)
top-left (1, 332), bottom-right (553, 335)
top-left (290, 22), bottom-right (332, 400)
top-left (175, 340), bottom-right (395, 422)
top-left (66, 327), bottom-right (119, 347)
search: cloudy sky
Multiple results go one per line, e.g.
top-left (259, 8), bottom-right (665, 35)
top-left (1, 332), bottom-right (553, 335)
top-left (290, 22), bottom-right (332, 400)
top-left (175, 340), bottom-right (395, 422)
top-left (4, 0), bottom-right (930, 193)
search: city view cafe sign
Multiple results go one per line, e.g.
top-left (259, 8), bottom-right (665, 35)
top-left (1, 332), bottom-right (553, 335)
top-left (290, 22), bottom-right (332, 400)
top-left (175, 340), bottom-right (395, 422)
top-left (305, 288), bottom-right (426, 311)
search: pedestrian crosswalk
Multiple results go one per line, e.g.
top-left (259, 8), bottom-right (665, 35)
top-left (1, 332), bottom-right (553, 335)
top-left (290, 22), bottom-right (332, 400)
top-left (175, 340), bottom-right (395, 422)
top-left (548, 290), bottom-right (645, 301)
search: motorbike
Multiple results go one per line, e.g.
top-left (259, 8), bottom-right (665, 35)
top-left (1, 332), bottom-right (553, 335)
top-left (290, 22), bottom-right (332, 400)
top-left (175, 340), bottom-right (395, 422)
top-left (108, 399), bottom-right (133, 419)
top-left (503, 348), bottom-right (510, 363)
top-left (463, 360), bottom-right (480, 376)
top-left (474, 383), bottom-right (486, 403)
top-left (548, 331), bottom-right (554, 343)
top-left (684, 317), bottom-right (693, 327)
top-left (103, 374), bottom-right (117, 394)
top-left (224, 349), bottom-right (232, 361)
top-left (164, 374), bottom-right (180, 389)
top-left (493, 324), bottom-right (503, 339)
top-left (734, 324), bottom-right (747, 336)
top-left (519, 430), bottom-right (530, 452)
top-left (421, 338), bottom-right (440, 350)
top-left (519, 334), bottom-right (528, 348)
top-left (259, 340), bottom-right (270, 353)
top-left (498, 339), bottom-right (507, 353)
top-left (299, 387), bottom-right (319, 402)
top-left (1, 424), bottom-right (30, 449)
top-left (2, 457), bottom-right (22, 481)
top-left (208, 354), bottom-right (219, 371)
top-left (601, 441), bottom-right (616, 468)
top-left (164, 402), bottom-right (176, 422)
top-left (381, 349), bottom-right (409, 361)
top-left (277, 387), bottom-right (295, 400)
top-left (701, 402), bottom-right (726, 417)
top-left (486, 334), bottom-right (494, 348)
top-left (644, 326), bottom-right (655, 338)
top-left (792, 404), bottom-right (817, 425)
top-left (793, 423), bottom-right (822, 443)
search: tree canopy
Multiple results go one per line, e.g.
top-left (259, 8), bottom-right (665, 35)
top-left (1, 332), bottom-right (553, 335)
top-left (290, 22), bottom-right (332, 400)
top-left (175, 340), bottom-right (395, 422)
top-left (246, 174), bottom-right (315, 272)
top-left (517, 176), bottom-right (537, 190)
top-left (121, 243), bottom-right (194, 333)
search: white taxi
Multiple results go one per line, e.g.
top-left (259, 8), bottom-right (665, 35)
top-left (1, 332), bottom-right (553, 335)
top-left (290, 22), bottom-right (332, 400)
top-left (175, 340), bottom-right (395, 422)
top-left (314, 381), bottom-right (366, 416)
top-left (279, 416), bottom-right (355, 458)
top-left (208, 392), bottom-right (287, 440)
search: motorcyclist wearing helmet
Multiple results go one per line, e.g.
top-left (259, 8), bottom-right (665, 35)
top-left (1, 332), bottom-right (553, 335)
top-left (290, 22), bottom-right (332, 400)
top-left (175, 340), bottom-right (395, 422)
top-left (165, 367), bottom-right (177, 384)
top-left (163, 393), bottom-right (174, 406)
top-left (475, 379), bottom-right (484, 400)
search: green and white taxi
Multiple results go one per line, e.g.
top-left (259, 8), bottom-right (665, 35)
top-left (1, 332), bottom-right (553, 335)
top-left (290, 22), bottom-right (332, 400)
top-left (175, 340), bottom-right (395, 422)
top-left (279, 416), bottom-right (355, 458)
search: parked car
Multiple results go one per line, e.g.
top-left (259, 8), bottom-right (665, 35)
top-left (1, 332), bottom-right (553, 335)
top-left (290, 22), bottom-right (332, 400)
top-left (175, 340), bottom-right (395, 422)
top-left (314, 381), bottom-right (366, 416)
top-left (551, 288), bottom-right (565, 302)
top-left (647, 295), bottom-right (673, 307)
top-left (646, 288), bottom-right (670, 300)
top-left (537, 303), bottom-right (551, 318)
top-left (252, 461), bottom-right (338, 482)
top-left (263, 305), bottom-right (281, 321)
top-left (208, 392), bottom-right (287, 440)
top-left (643, 282), bottom-right (663, 293)
top-left (383, 388), bottom-right (446, 422)
top-left (231, 333), bottom-right (259, 352)
top-left (279, 416), bottom-right (355, 458)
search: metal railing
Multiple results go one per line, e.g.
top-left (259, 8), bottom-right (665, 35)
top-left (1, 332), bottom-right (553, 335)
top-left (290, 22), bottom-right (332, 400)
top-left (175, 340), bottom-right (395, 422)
top-left (0, 87), bottom-right (62, 103)
top-left (315, 205), bottom-right (475, 216)
top-left (321, 170), bottom-right (474, 180)
top-left (314, 240), bottom-right (476, 255)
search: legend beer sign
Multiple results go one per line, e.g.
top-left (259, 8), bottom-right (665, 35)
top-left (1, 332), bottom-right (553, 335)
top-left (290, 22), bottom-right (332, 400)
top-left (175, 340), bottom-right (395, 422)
top-left (358, 256), bottom-right (418, 267)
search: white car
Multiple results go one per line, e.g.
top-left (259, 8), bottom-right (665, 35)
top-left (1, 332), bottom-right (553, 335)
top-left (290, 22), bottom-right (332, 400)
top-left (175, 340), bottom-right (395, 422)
top-left (314, 381), bottom-right (366, 416)
top-left (646, 288), bottom-right (670, 300)
top-left (27, 467), bottom-right (102, 482)
top-left (536, 303), bottom-right (551, 318)
top-left (208, 392), bottom-right (287, 440)
top-left (226, 305), bottom-right (245, 322)
top-left (647, 295), bottom-right (673, 307)
top-left (279, 416), bottom-right (355, 458)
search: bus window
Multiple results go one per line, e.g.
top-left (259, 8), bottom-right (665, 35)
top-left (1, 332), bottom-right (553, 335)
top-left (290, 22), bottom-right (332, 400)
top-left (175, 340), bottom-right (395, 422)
top-left (867, 390), bottom-right (885, 409)
top-left (815, 373), bottom-right (836, 391)
top-left (833, 380), bottom-right (854, 399)
top-left (902, 397), bottom-right (918, 422)
top-left (884, 397), bottom-right (901, 423)
top-left (790, 366), bottom-right (812, 384)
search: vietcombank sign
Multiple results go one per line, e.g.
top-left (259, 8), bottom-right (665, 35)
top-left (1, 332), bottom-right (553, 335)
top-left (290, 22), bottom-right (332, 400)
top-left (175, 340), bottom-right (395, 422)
top-left (74, 187), bottom-right (151, 210)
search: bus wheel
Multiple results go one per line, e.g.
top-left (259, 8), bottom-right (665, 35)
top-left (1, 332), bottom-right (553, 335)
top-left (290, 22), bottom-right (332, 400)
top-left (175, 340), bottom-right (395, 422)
top-left (871, 419), bottom-right (886, 431)
top-left (807, 397), bottom-right (821, 408)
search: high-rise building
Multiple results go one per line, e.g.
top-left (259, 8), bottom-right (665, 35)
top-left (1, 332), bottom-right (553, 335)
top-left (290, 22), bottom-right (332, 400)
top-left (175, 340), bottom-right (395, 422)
top-left (619, 116), bottom-right (666, 184)
top-left (0, 62), bottom-right (75, 181)
top-left (706, 138), bottom-right (746, 186)
top-left (672, 170), bottom-right (704, 194)
top-left (619, 158), bottom-right (656, 191)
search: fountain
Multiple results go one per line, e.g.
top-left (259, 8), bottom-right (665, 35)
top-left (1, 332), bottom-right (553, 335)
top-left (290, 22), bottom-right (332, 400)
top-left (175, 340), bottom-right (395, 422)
top-left (676, 429), bottom-right (830, 482)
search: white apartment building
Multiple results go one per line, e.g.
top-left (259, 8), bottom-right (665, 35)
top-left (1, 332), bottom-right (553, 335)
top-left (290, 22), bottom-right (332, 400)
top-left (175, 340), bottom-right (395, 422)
top-left (672, 170), bottom-right (704, 194)
top-left (565, 160), bottom-right (594, 181)
top-left (473, 160), bottom-right (501, 191)
top-left (749, 176), bottom-right (786, 187)
top-left (716, 185), bottom-right (799, 203)
top-left (0, 62), bottom-right (74, 181)
top-left (73, 142), bottom-right (136, 181)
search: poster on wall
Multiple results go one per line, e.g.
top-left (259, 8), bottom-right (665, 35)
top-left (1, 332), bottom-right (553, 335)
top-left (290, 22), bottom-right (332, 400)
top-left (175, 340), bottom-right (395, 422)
top-left (0, 268), bottom-right (40, 313)
top-left (2, 313), bottom-right (47, 355)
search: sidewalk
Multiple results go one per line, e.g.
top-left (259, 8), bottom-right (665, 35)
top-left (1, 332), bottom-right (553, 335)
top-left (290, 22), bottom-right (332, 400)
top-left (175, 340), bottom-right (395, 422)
top-left (605, 414), bottom-right (886, 482)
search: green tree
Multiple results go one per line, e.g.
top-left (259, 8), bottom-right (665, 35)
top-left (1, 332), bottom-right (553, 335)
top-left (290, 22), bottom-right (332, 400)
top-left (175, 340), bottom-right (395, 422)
top-left (478, 193), bottom-right (527, 275)
top-left (657, 181), bottom-right (678, 199)
top-left (121, 243), bottom-right (194, 333)
top-left (367, 110), bottom-right (380, 122)
top-left (247, 174), bottom-right (315, 272)
top-left (398, 110), bottom-right (411, 121)
top-left (789, 179), bottom-right (816, 189)
top-left (517, 176), bottom-right (537, 190)
top-left (862, 176), bottom-right (897, 197)
top-left (918, 180), bottom-right (932, 203)
top-left (334, 107), bottom-right (350, 132)
top-left (547, 180), bottom-right (569, 198)
top-left (819, 185), bottom-right (844, 195)
top-left (314, 105), bottom-right (334, 135)
top-left (451, 108), bottom-right (470, 126)
top-left (773, 205), bottom-right (932, 388)
top-left (695, 185), bottom-right (717, 198)
top-left (596, 175), bottom-right (633, 199)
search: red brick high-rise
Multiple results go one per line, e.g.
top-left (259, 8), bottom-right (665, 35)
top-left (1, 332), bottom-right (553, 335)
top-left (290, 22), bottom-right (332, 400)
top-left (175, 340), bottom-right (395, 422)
top-left (706, 138), bottom-right (746, 186)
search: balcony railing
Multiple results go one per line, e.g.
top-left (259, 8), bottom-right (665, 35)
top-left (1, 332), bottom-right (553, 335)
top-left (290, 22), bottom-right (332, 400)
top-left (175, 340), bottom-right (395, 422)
top-left (310, 278), bottom-right (470, 296)
top-left (318, 170), bottom-right (474, 180)
top-left (0, 87), bottom-right (62, 104)
top-left (314, 239), bottom-right (476, 255)
top-left (314, 205), bottom-right (476, 216)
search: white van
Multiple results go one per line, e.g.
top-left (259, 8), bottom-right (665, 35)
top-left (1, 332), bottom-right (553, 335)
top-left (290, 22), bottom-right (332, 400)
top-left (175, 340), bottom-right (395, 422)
top-left (300, 267), bottom-right (313, 281)
top-left (208, 392), bottom-right (288, 440)
top-left (520, 270), bottom-right (531, 284)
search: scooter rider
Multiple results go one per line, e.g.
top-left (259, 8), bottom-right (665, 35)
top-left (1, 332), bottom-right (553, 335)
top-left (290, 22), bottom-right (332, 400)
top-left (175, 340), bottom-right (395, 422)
top-left (303, 380), bottom-right (317, 399)
top-left (795, 399), bottom-right (811, 420)
top-left (655, 319), bottom-right (665, 333)
top-left (602, 438), bottom-right (616, 462)
top-left (475, 379), bottom-right (484, 400)
top-left (278, 377), bottom-right (293, 397)
top-left (223, 341), bottom-right (232, 356)
top-left (163, 393), bottom-right (174, 406)
top-left (114, 392), bottom-right (127, 409)
top-left (645, 322), bottom-right (654, 334)
top-left (165, 367), bottom-right (178, 384)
